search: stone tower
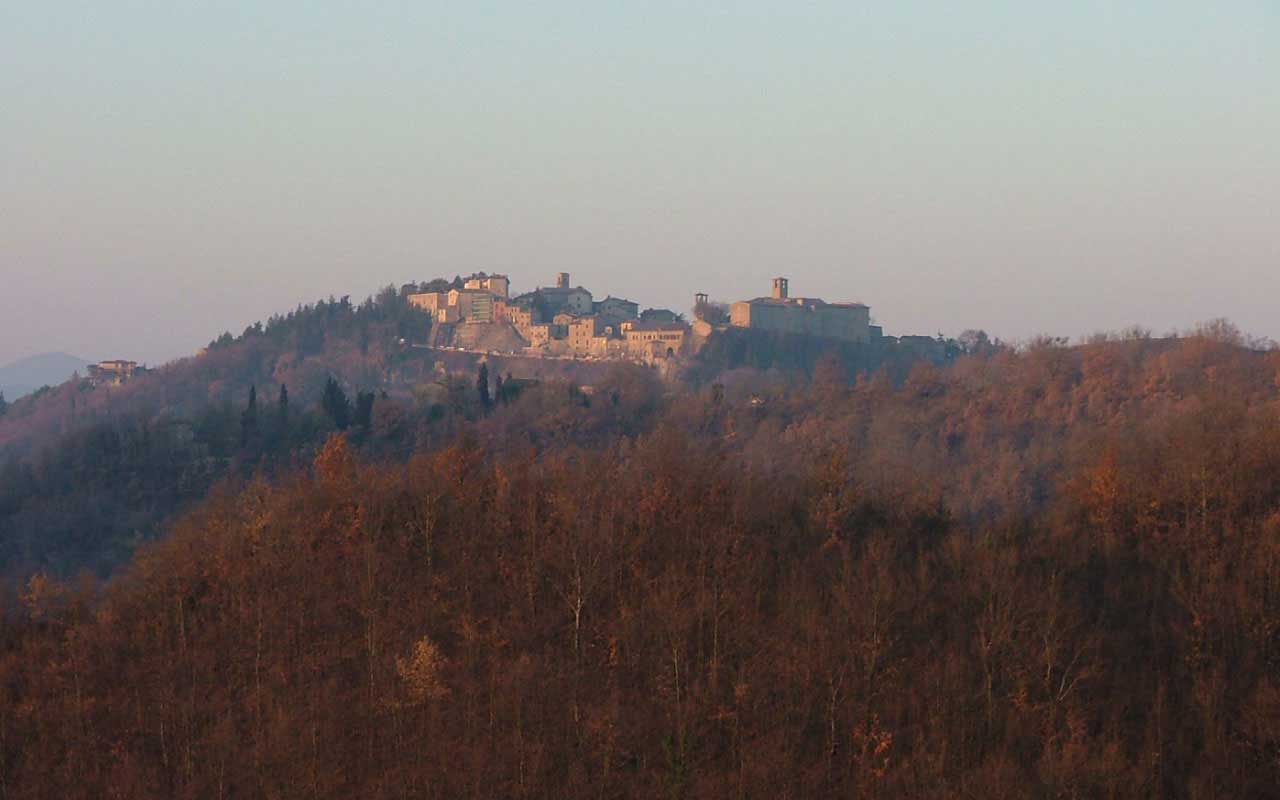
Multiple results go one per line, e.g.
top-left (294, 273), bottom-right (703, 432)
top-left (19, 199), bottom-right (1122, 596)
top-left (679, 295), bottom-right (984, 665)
top-left (771, 277), bottom-right (789, 300)
top-left (556, 272), bottom-right (570, 289)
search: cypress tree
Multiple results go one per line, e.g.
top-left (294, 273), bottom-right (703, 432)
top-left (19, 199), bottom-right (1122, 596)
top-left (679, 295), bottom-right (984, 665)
top-left (322, 377), bottom-right (351, 430)
top-left (240, 385), bottom-right (258, 446)
top-left (477, 362), bottom-right (491, 409)
top-left (278, 383), bottom-right (289, 421)
top-left (354, 391), bottom-right (375, 430)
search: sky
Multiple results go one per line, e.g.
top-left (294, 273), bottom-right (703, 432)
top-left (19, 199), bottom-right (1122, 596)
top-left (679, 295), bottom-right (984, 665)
top-left (1, 2), bottom-right (1277, 365)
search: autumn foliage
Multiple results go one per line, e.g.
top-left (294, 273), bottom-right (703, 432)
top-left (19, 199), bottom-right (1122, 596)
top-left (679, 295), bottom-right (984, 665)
top-left (3, 330), bottom-right (1280, 797)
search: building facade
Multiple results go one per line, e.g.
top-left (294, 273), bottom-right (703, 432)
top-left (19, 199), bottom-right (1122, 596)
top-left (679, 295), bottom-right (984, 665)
top-left (87, 360), bottom-right (145, 387)
top-left (407, 291), bottom-right (448, 316)
top-left (595, 296), bottom-right (639, 320)
top-left (621, 321), bottom-right (690, 360)
top-left (729, 277), bottom-right (871, 343)
top-left (409, 288), bottom-right (495, 323)
top-left (567, 316), bottom-right (620, 357)
top-left (640, 308), bottom-right (680, 324)
top-left (447, 289), bottom-right (495, 323)
top-left (463, 272), bottom-right (510, 298)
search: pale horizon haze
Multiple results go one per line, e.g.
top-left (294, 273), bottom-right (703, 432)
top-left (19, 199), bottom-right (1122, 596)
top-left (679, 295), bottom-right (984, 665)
top-left (2, 2), bottom-right (1277, 365)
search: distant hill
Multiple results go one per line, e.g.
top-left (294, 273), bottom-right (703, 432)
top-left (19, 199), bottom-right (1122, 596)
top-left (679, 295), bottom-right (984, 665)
top-left (0, 352), bottom-right (90, 399)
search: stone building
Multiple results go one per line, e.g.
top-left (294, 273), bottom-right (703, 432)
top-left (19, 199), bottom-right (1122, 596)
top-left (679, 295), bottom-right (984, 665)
top-left (640, 308), bottom-right (680, 324)
top-left (447, 289), bottom-right (495, 323)
top-left (408, 288), bottom-right (495, 323)
top-left (523, 324), bottom-right (552, 348)
top-left (407, 291), bottom-right (460, 322)
top-left (502, 302), bottom-right (532, 326)
top-left (595, 296), bottom-right (639, 320)
top-left (513, 272), bottom-right (593, 317)
top-left (411, 269), bottom-right (703, 363)
top-left (729, 277), bottom-right (871, 343)
top-left (463, 272), bottom-right (510, 298)
top-left (621, 321), bottom-right (690, 361)
top-left (567, 316), bottom-right (622, 357)
top-left (87, 360), bottom-right (145, 387)
top-left (407, 291), bottom-right (447, 315)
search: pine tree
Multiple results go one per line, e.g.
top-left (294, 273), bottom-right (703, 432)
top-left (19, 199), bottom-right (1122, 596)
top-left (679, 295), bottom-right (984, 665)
top-left (240, 385), bottom-right (258, 446)
top-left (322, 377), bottom-right (351, 430)
top-left (0, 390), bottom-right (7, 417)
top-left (273, 383), bottom-right (290, 446)
top-left (477, 362), bottom-right (491, 409)
top-left (354, 391), bottom-right (375, 430)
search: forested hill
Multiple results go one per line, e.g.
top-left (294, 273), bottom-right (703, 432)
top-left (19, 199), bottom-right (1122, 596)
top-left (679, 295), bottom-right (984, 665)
top-left (0, 279), bottom-right (954, 579)
top-left (0, 287), bottom-right (434, 462)
top-left (0, 286), bottom-right (443, 575)
top-left (0, 278), bottom-right (685, 577)
top-left (1, 290), bottom-right (1275, 586)
top-left (686, 325), bottom-right (959, 386)
top-left (4, 325), bottom-right (1280, 796)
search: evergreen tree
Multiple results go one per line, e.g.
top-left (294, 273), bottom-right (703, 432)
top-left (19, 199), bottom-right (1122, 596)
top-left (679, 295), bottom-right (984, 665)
top-left (354, 391), bottom-right (375, 430)
top-left (278, 383), bottom-right (289, 421)
top-left (240, 385), bottom-right (258, 446)
top-left (322, 376), bottom-right (351, 430)
top-left (477, 362), bottom-right (491, 409)
top-left (0, 390), bottom-right (7, 418)
top-left (494, 374), bottom-right (505, 406)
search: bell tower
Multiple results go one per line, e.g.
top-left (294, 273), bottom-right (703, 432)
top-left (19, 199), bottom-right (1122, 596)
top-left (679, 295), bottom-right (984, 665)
top-left (771, 277), bottom-right (789, 300)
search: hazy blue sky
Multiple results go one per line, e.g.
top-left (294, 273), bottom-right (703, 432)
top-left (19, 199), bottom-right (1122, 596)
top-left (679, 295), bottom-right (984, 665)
top-left (2, 2), bottom-right (1277, 365)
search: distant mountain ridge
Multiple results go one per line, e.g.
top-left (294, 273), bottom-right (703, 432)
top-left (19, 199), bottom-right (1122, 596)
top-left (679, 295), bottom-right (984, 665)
top-left (0, 352), bottom-right (90, 398)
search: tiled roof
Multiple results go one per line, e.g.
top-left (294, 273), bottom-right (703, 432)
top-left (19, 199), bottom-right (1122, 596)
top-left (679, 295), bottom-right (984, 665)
top-left (746, 297), bottom-right (868, 309)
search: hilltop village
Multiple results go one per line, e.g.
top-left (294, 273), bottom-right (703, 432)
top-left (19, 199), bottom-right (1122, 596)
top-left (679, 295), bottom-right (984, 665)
top-left (404, 272), bottom-right (892, 364)
top-left (80, 274), bottom-right (943, 394)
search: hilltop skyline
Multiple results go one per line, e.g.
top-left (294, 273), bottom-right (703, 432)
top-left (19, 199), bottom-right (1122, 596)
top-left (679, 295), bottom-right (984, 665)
top-left (4, 3), bottom-right (1278, 365)
top-left (3, 259), bottom-right (1274, 368)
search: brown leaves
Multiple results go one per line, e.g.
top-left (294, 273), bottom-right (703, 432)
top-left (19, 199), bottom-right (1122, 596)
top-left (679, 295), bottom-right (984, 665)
top-left (396, 636), bottom-right (449, 705)
top-left (19, 572), bottom-right (67, 623)
top-left (313, 433), bottom-right (357, 483)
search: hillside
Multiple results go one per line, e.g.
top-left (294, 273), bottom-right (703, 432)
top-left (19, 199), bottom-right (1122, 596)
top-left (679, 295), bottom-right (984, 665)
top-left (0, 283), bottom-right (965, 578)
top-left (3, 325), bottom-right (1280, 797)
top-left (0, 289), bottom-right (435, 574)
top-left (686, 325), bottom-right (957, 386)
top-left (0, 285), bottom-right (679, 576)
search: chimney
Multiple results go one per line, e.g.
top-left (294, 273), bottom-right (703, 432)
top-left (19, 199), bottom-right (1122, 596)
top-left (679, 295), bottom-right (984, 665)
top-left (556, 272), bottom-right (570, 289)
top-left (772, 277), bottom-right (789, 300)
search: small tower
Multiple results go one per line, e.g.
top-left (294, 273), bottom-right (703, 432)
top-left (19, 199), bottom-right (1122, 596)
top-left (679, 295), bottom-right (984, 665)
top-left (695, 292), bottom-right (708, 307)
top-left (556, 272), bottom-right (570, 289)
top-left (771, 277), bottom-right (789, 300)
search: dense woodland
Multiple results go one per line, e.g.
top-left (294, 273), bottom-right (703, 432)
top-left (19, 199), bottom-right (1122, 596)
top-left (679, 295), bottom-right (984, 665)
top-left (0, 285), bottom-right (448, 462)
top-left (2, 314), bottom-right (1280, 797)
top-left (0, 287), bottom-right (446, 575)
top-left (0, 286), bottom-right (951, 578)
